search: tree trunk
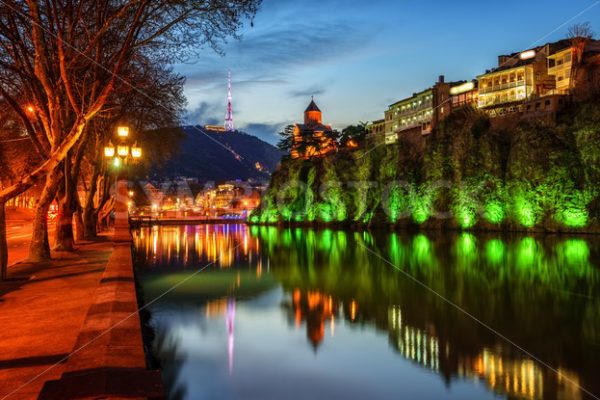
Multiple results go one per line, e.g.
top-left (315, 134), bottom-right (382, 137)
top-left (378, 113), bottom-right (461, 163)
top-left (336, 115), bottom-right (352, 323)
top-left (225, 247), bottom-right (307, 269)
top-left (83, 164), bottom-right (101, 240)
top-left (54, 198), bottom-right (75, 251)
top-left (74, 205), bottom-right (85, 242)
top-left (0, 200), bottom-right (8, 281)
top-left (83, 206), bottom-right (98, 239)
top-left (28, 169), bottom-right (61, 262)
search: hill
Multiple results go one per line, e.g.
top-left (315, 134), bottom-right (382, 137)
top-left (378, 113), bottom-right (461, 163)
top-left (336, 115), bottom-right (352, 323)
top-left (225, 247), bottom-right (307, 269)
top-left (154, 126), bottom-right (283, 182)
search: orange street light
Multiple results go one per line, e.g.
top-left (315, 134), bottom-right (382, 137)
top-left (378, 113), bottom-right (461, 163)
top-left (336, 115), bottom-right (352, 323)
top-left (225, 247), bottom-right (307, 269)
top-left (104, 142), bottom-right (115, 157)
top-left (131, 142), bottom-right (142, 158)
top-left (117, 145), bottom-right (129, 157)
top-left (117, 126), bottom-right (130, 138)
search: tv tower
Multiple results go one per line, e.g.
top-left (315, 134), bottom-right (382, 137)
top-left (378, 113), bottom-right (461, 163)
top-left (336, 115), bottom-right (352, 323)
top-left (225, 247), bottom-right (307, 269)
top-left (224, 71), bottom-right (234, 132)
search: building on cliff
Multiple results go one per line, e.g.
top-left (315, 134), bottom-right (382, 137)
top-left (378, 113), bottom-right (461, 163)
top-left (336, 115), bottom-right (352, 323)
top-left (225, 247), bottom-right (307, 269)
top-left (291, 98), bottom-right (338, 159)
top-left (366, 37), bottom-right (600, 145)
top-left (380, 75), bottom-right (455, 144)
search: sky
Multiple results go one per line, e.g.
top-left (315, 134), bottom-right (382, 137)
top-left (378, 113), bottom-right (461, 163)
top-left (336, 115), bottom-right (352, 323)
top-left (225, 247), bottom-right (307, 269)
top-left (176, 0), bottom-right (600, 145)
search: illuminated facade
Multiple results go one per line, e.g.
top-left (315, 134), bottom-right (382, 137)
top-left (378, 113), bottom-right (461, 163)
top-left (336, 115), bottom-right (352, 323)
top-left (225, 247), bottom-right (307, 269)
top-left (548, 47), bottom-right (574, 94)
top-left (195, 182), bottom-right (261, 215)
top-left (378, 75), bottom-right (452, 144)
top-left (450, 80), bottom-right (478, 108)
top-left (291, 99), bottom-right (337, 159)
top-left (477, 41), bottom-right (575, 110)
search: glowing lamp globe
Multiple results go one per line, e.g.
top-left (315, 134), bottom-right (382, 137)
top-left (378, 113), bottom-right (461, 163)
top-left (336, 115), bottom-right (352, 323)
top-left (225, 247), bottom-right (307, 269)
top-left (131, 146), bottom-right (142, 159)
top-left (117, 145), bottom-right (129, 157)
top-left (117, 126), bottom-right (130, 138)
top-left (104, 144), bottom-right (115, 158)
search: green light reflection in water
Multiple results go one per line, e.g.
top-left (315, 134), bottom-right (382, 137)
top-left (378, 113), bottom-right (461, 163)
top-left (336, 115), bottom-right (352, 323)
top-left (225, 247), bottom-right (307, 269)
top-left (136, 225), bottom-right (600, 400)
top-left (485, 239), bottom-right (505, 265)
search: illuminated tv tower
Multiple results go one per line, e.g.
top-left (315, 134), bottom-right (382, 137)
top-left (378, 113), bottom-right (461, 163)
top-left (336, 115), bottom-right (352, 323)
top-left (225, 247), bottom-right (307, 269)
top-left (224, 71), bottom-right (234, 132)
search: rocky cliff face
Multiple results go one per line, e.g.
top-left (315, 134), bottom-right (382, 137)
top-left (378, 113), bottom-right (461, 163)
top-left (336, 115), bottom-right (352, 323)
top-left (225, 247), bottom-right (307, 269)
top-left (251, 99), bottom-right (600, 233)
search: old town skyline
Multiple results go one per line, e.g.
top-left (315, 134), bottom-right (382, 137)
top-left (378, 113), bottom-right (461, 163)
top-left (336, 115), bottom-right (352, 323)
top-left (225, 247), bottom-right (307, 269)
top-left (180, 0), bottom-right (600, 144)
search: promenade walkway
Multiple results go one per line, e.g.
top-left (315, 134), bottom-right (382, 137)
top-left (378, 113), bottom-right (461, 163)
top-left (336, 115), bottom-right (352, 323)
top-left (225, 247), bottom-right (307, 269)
top-left (0, 239), bottom-right (112, 399)
top-left (0, 234), bottom-right (163, 399)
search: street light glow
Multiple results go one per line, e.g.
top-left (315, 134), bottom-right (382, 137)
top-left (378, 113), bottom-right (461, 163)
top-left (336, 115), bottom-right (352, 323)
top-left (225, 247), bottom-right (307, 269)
top-left (117, 145), bottom-right (129, 157)
top-left (131, 145), bottom-right (142, 158)
top-left (117, 126), bottom-right (130, 138)
top-left (104, 144), bottom-right (115, 158)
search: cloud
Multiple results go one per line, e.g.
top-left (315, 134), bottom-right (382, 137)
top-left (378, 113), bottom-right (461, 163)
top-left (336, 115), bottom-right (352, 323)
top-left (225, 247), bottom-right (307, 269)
top-left (239, 122), bottom-right (287, 145)
top-left (176, 1), bottom-right (376, 93)
top-left (185, 101), bottom-right (222, 125)
top-left (289, 85), bottom-right (326, 98)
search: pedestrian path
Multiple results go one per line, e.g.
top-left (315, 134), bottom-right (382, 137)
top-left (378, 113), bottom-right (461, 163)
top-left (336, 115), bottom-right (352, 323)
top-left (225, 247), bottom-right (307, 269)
top-left (0, 239), bottom-right (112, 399)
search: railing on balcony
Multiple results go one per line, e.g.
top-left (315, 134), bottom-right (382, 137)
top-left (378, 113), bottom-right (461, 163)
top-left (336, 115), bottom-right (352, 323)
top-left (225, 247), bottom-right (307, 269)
top-left (479, 80), bottom-right (526, 94)
top-left (393, 101), bottom-right (433, 115)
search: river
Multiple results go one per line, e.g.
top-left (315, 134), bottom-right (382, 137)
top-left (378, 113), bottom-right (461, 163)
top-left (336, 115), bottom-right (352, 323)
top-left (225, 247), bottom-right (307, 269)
top-left (133, 224), bottom-right (600, 400)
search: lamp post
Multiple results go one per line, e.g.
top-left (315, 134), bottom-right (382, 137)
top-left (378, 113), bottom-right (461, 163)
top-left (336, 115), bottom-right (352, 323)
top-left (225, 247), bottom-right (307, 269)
top-left (103, 125), bottom-right (142, 242)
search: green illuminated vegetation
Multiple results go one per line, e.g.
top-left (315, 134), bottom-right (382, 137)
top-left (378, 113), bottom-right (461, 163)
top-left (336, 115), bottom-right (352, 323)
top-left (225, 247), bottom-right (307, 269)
top-left (251, 100), bottom-right (600, 231)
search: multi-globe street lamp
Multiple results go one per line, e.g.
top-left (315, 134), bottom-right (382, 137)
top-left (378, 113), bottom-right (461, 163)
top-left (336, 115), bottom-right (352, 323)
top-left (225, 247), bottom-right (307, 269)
top-left (103, 125), bottom-right (142, 242)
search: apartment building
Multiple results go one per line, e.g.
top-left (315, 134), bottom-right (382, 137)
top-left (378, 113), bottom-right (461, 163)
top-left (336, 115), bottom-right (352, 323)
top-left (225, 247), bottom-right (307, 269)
top-left (382, 76), bottom-right (452, 144)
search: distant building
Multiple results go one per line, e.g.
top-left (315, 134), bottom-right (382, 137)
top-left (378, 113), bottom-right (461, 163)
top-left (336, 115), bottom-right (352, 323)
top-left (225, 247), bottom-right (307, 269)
top-left (366, 118), bottom-right (386, 145)
top-left (204, 125), bottom-right (227, 133)
top-left (291, 99), bottom-right (337, 159)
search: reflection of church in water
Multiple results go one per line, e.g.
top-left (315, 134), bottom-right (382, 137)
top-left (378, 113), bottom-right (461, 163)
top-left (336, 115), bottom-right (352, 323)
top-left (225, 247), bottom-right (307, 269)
top-left (285, 290), bottom-right (581, 400)
top-left (285, 289), bottom-right (360, 350)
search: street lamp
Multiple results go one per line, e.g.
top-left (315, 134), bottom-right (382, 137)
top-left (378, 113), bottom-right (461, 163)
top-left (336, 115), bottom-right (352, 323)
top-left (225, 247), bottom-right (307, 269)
top-left (104, 142), bottom-right (115, 157)
top-left (103, 124), bottom-right (142, 242)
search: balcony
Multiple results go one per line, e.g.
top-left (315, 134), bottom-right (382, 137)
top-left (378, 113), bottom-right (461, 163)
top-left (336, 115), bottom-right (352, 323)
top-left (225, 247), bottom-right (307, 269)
top-left (394, 101), bottom-right (433, 115)
top-left (479, 80), bottom-right (526, 94)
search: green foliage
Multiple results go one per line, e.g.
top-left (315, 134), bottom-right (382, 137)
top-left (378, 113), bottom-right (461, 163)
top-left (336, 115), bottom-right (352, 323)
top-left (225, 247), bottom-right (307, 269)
top-left (511, 187), bottom-right (542, 228)
top-left (409, 183), bottom-right (434, 224)
top-left (319, 158), bottom-right (348, 222)
top-left (451, 179), bottom-right (483, 228)
top-left (250, 100), bottom-right (600, 231)
top-left (340, 122), bottom-right (367, 146)
top-left (277, 125), bottom-right (295, 152)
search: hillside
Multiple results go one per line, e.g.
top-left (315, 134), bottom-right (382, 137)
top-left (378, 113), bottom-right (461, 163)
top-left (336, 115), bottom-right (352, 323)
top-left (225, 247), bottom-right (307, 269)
top-left (251, 98), bottom-right (600, 233)
top-left (154, 126), bottom-right (283, 181)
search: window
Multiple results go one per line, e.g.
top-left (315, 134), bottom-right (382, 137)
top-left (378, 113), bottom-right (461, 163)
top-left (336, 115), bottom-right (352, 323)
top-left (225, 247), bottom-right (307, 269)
top-left (557, 59), bottom-right (563, 66)
top-left (545, 100), bottom-right (551, 106)
top-left (565, 53), bottom-right (572, 62)
top-left (548, 58), bottom-right (556, 68)
top-left (557, 76), bottom-right (563, 81)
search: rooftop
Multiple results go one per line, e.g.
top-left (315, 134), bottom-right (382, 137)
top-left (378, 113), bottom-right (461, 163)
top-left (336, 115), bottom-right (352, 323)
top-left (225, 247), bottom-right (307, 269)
top-left (305, 99), bottom-right (321, 113)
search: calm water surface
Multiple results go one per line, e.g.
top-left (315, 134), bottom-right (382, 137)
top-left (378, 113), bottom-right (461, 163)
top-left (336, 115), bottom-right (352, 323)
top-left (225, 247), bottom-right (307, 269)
top-left (133, 225), bottom-right (600, 400)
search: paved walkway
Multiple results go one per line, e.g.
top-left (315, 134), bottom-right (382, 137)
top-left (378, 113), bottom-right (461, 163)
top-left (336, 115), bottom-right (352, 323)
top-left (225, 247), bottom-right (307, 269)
top-left (0, 239), bottom-right (112, 399)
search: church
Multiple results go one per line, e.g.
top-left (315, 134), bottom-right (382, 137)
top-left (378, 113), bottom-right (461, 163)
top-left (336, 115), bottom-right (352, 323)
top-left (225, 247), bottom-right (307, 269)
top-left (291, 98), bottom-right (337, 159)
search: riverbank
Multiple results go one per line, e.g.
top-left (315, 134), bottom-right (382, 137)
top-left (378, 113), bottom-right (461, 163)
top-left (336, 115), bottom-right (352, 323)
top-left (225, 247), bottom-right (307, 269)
top-left (0, 234), bottom-right (162, 399)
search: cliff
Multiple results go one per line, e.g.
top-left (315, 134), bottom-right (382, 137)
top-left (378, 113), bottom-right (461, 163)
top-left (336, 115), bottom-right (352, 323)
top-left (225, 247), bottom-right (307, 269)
top-left (250, 98), bottom-right (600, 233)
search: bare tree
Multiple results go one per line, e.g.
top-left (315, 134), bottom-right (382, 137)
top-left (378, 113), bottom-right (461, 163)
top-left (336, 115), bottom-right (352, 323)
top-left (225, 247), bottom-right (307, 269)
top-left (0, 0), bottom-right (261, 279)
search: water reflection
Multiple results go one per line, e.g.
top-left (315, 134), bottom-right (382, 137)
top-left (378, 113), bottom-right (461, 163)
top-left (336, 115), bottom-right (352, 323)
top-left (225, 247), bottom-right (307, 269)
top-left (133, 225), bottom-right (600, 400)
